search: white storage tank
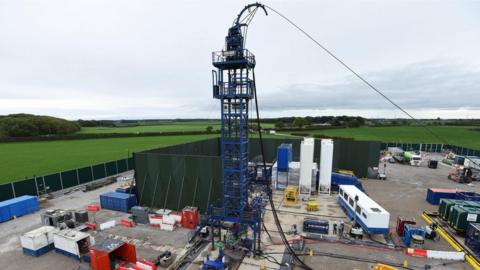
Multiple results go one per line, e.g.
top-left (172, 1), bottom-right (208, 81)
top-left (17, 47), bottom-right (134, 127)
top-left (53, 229), bottom-right (93, 259)
top-left (300, 138), bottom-right (315, 195)
top-left (320, 139), bottom-right (334, 191)
top-left (20, 226), bottom-right (58, 257)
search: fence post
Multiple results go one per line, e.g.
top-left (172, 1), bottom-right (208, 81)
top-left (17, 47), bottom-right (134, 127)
top-left (76, 169), bottom-right (80, 185)
top-left (115, 160), bottom-right (119, 174)
top-left (11, 182), bottom-right (16, 198)
top-left (34, 176), bottom-right (39, 196)
top-left (42, 176), bottom-right (47, 194)
top-left (59, 173), bottom-right (64, 190)
top-left (104, 163), bottom-right (108, 178)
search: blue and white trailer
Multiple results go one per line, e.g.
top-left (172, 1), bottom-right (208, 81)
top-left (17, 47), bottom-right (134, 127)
top-left (338, 185), bottom-right (390, 234)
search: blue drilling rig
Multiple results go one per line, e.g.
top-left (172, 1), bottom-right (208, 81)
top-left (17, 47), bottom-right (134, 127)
top-left (209, 3), bottom-right (268, 256)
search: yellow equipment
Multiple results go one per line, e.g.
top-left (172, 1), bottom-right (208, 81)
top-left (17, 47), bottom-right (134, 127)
top-left (306, 201), bottom-right (319, 212)
top-left (337, 169), bottom-right (355, 176)
top-left (284, 185), bottom-right (299, 206)
top-left (373, 264), bottom-right (398, 270)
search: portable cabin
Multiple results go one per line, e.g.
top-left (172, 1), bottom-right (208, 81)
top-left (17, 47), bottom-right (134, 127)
top-left (338, 185), bottom-right (390, 234)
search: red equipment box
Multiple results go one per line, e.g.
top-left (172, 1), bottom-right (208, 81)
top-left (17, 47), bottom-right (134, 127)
top-left (182, 206), bottom-right (200, 229)
top-left (90, 239), bottom-right (137, 270)
top-left (120, 219), bottom-right (134, 227)
top-left (396, 216), bottom-right (416, 236)
top-left (87, 204), bottom-right (100, 212)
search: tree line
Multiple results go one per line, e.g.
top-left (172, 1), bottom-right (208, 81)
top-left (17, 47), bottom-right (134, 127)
top-left (270, 116), bottom-right (366, 129)
top-left (0, 114), bottom-right (80, 137)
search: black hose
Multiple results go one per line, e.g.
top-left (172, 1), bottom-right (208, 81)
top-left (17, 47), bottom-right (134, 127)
top-left (252, 69), bottom-right (313, 270)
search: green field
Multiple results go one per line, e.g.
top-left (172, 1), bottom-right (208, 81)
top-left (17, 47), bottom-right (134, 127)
top-left (0, 134), bottom-right (217, 183)
top-left (305, 126), bottom-right (480, 149)
top-left (78, 121), bottom-right (274, 134)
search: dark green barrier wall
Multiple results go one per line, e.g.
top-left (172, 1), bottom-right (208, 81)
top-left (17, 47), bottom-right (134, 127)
top-left (134, 153), bottom-right (221, 213)
top-left (134, 138), bottom-right (381, 212)
top-left (0, 157), bottom-right (134, 201)
top-left (0, 183), bottom-right (14, 201)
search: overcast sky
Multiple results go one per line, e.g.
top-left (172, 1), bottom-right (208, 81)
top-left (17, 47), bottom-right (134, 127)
top-left (0, 0), bottom-right (479, 120)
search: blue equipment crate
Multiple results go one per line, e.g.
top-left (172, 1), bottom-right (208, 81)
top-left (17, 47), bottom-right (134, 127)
top-left (402, 224), bottom-right (426, 247)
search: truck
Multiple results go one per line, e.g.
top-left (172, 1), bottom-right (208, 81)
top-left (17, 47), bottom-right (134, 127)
top-left (464, 157), bottom-right (480, 170)
top-left (404, 151), bottom-right (422, 166)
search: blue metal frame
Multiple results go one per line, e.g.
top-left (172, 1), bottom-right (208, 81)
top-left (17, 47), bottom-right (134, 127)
top-left (209, 19), bottom-right (263, 252)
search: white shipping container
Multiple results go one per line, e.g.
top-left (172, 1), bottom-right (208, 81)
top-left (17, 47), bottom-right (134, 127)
top-left (20, 226), bottom-right (57, 251)
top-left (53, 229), bottom-right (91, 258)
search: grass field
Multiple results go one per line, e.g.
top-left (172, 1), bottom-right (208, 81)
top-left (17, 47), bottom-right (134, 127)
top-left (0, 134), bottom-right (218, 183)
top-left (305, 126), bottom-right (480, 149)
top-left (78, 121), bottom-right (275, 134)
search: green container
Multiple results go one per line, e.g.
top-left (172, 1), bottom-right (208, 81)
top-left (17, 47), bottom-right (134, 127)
top-left (450, 205), bottom-right (480, 233)
top-left (439, 199), bottom-right (480, 221)
top-left (449, 205), bottom-right (462, 226)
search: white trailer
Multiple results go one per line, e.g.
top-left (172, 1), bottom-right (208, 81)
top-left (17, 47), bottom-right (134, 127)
top-left (338, 185), bottom-right (390, 234)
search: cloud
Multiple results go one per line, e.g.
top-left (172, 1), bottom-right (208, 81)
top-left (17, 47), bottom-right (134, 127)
top-left (0, 1), bottom-right (479, 119)
top-left (257, 61), bottom-right (480, 113)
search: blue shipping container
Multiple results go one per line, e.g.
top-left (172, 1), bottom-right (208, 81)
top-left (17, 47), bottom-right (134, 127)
top-left (277, 143), bottom-right (292, 172)
top-left (100, 192), bottom-right (137, 212)
top-left (426, 188), bottom-right (457, 205)
top-left (331, 173), bottom-right (364, 192)
top-left (0, 195), bottom-right (39, 223)
top-left (456, 192), bottom-right (480, 202)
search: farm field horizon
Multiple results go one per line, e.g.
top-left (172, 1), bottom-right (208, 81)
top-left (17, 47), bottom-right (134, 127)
top-left (1, 124), bottom-right (478, 184)
top-left (77, 121), bottom-right (275, 134)
top-left (303, 126), bottom-right (480, 149)
top-left (0, 134), bottom-right (218, 183)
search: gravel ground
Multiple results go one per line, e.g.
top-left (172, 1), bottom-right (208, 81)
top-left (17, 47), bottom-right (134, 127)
top-left (1, 155), bottom-right (478, 270)
top-left (0, 171), bottom-right (190, 270)
top-left (301, 156), bottom-right (476, 270)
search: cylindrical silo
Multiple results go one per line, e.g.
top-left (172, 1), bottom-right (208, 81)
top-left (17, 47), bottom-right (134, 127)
top-left (299, 138), bottom-right (315, 195)
top-left (320, 139), bottom-right (334, 191)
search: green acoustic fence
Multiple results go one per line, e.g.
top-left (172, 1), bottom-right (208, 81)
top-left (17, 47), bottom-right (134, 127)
top-left (134, 152), bottom-right (221, 214)
top-left (381, 142), bottom-right (480, 156)
top-left (0, 157), bottom-right (133, 202)
top-left (134, 137), bottom-right (381, 213)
